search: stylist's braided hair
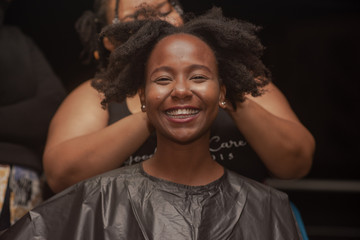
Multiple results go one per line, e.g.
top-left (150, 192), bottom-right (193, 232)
top-left (92, 7), bottom-right (271, 109)
top-left (75, 0), bottom-right (184, 69)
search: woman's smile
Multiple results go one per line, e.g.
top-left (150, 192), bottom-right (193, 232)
top-left (164, 106), bottom-right (200, 121)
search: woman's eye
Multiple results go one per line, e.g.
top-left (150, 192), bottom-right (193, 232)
top-left (155, 77), bottom-right (171, 85)
top-left (191, 75), bottom-right (208, 82)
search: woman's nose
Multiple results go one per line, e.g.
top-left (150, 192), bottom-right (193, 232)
top-left (170, 79), bottom-right (192, 100)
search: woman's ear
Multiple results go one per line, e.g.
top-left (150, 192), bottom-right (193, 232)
top-left (219, 85), bottom-right (227, 109)
top-left (103, 36), bottom-right (115, 51)
top-left (138, 88), bottom-right (146, 112)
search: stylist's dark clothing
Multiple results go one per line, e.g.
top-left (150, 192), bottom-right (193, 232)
top-left (108, 102), bottom-right (268, 182)
top-left (0, 25), bottom-right (66, 172)
top-left (0, 26), bottom-right (65, 172)
top-left (0, 25), bottom-right (66, 229)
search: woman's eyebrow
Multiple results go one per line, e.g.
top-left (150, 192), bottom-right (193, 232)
top-left (150, 65), bottom-right (214, 77)
top-left (187, 64), bottom-right (214, 74)
top-left (150, 66), bottom-right (174, 76)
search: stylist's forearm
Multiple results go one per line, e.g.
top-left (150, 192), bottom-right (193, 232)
top-left (228, 99), bottom-right (315, 179)
top-left (43, 112), bottom-right (151, 193)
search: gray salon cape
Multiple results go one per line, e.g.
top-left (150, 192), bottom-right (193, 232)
top-left (1, 163), bottom-right (301, 239)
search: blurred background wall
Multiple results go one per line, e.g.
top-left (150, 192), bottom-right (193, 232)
top-left (4, 0), bottom-right (360, 239)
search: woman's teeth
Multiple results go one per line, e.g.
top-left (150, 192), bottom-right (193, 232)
top-left (166, 108), bottom-right (199, 118)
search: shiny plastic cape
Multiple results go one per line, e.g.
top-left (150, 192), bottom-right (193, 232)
top-left (1, 164), bottom-right (301, 239)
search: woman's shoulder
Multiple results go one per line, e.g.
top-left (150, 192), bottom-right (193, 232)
top-left (83, 164), bottom-right (143, 186)
top-left (44, 164), bottom-right (143, 204)
top-left (226, 169), bottom-right (288, 201)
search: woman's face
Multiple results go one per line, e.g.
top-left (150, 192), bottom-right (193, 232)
top-left (141, 34), bottom-right (226, 144)
top-left (106, 0), bottom-right (183, 26)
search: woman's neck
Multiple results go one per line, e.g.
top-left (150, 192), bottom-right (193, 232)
top-left (142, 136), bottom-right (224, 186)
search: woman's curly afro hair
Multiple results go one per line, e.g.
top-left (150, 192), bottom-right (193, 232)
top-left (92, 7), bottom-right (271, 109)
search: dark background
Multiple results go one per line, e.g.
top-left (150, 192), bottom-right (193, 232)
top-left (4, 0), bottom-right (360, 239)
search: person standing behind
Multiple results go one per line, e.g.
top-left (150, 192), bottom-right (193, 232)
top-left (0, 0), bottom-right (66, 230)
top-left (43, 0), bottom-right (315, 193)
top-left (1, 11), bottom-right (301, 238)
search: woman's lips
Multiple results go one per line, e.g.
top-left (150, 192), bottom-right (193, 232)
top-left (164, 107), bottom-right (200, 122)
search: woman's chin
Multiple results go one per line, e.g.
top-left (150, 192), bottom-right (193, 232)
top-left (161, 128), bottom-right (209, 145)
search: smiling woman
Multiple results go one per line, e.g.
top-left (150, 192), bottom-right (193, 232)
top-left (140, 33), bottom-right (226, 183)
top-left (0, 7), bottom-right (302, 239)
top-left (142, 34), bottom-right (223, 145)
top-left (43, 0), bottom-right (315, 195)
top-left (91, 6), bottom-right (271, 186)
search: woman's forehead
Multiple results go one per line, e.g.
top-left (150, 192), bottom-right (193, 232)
top-left (147, 34), bottom-right (218, 74)
top-left (156, 34), bottom-right (212, 52)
